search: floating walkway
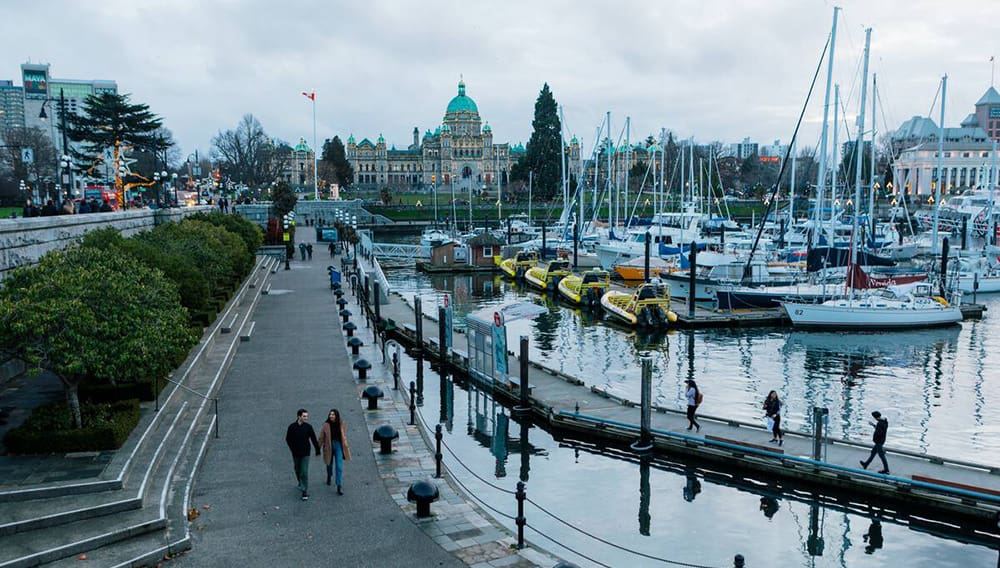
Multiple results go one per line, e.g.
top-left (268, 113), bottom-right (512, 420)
top-left (362, 285), bottom-right (1000, 539)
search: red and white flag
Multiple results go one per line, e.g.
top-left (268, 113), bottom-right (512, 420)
top-left (301, 91), bottom-right (315, 101)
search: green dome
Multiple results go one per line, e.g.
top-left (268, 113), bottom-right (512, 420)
top-left (294, 138), bottom-right (311, 153)
top-left (445, 80), bottom-right (479, 115)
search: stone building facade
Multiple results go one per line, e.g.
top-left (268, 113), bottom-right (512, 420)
top-left (346, 80), bottom-right (581, 193)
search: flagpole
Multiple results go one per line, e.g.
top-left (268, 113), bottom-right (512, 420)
top-left (312, 95), bottom-right (318, 201)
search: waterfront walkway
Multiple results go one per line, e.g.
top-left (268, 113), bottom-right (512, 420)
top-left (0, 240), bottom-right (558, 567)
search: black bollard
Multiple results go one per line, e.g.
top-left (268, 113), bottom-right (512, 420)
top-left (373, 281), bottom-right (381, 324)
top-left (416, 355), bottom-right (424, 405)
top-left (409, 381), bottom-right (416, 425)
top-left (438, 307), bottom-right (448, 365)
top-left (514, 336), bottom-right (530, 414)
top-left (688, 241), bottom-right (697, 317)
top-left (515, 481), bottom-right (526, 549)
top-left (284, 252), bottom-right (290, 270)
top-left (362, 385), bottom-right (384, 410)
top-left (373, 424), bottom-right (398, 454)
top-left (962, 217), bottom-right (968, 250)
top-left (434, 424), bottom-right (443, 478)
top-left (348, 337), bottom-right (364, 355)
top-left (734, 554), bottom-right (745, 568)
top-left (644, 230), bottom-right (651, 283)
top-left (392, 351), bottom-right (400, 390)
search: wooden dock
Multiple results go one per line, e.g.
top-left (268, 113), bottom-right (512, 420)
top-left (361, 282), bottom-right (1000, 534)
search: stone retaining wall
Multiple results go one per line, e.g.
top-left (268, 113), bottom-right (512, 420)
top-left (0, 206), bottom-right (214, 280)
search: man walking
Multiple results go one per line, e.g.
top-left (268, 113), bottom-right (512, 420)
top-left (285, 409), bottom-right (320, 500)
top-left (859, 411), bottom-right (890, 474)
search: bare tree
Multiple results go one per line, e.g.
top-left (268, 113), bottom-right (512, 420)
top-left (0, 126), bottom-right (58, 201)
top-left (210, 114), bottom-right (288, 188)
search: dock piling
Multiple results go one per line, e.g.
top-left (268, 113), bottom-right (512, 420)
top-left (688, 241), bottom-right (697, 317)
top-left (515, 336), bottom-right (530, 414)
top-left (630, 356), bottom-right (654, 453)
top-left (644, 231), bottom-right (651, 283)
top-left (812, 407), bottom-right (829, 461)
top-left (414, 296), bottom-right (423, 352)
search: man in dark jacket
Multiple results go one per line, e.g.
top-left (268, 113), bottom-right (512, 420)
top-left (285, 408), bottom-right (320, 499)
top-left (859, 411), bottom-right (889, 474)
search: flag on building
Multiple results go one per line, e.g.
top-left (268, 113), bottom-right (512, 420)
top-left (302, 91), bottom-right (315, 101)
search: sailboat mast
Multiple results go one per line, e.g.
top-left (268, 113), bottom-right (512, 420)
top-left (560, 106), bottom-right (567, 217)
top-left (932, 75), bottom-right (948, 254)
top-left (606, 112), bottom-right (613, 231)
top-left (850, 28), bottom-right (872, 290)
top-left (831, 83), bottom-right (840, 238)
top-left (868, 73), bottom-right (877, 236)
top-left (813, 6), bottom-right (840, 246)
top-left (789, 140), bottom-right (797, 232)
top-left (625, 117), bottom-right (631, 227)
top-left (990, 139), bottom-right (998, 247)
top-left (528, 171), bottom-right (532, 227)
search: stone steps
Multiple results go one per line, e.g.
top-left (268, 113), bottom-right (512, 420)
top-left (0, 257), bottom-right (269, 567)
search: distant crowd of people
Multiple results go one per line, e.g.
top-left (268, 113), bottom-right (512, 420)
top-left (20, 198), bottom-right (113, 217)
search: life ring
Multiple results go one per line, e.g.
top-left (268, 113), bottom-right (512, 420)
top-left (932, 296), bottom-right (949, 307)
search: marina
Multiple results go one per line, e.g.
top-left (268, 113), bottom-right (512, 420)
top-left (338, 238), bottom-right (1000, 565)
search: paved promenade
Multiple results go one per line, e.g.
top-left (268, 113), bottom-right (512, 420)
top-left (174, 242), bottom-right (556, 567)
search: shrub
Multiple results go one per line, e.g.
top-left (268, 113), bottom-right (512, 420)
top-left (189, 211), bottom-right (263, 255)
top-left (4, 399), bottom-right (141, 454)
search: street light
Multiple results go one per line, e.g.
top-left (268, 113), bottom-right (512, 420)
top-left (171, 173), bottom-right (178, 206)
top-left (59, 154), bottom-right (72, 200)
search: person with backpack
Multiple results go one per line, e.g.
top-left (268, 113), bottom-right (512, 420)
top-left (684, 379), bottom-right (701, 432)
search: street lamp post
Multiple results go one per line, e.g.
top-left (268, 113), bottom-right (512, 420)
top-left (171, 173), bottom-right (178, 206)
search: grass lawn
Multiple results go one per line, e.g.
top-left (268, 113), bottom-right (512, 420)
top-left (0, 207), bottom-right (19, 219)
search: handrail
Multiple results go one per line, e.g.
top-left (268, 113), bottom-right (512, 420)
top-left (558, 411), bottom-right (1000, 506)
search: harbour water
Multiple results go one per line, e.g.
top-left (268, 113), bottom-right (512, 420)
top-left (381, 262), bottom-right (1000, 567)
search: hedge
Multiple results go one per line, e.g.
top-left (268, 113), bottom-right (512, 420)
top-left (80, 378), bottom-right (164, 403)
top-left (4, 399), bottom-right (141, 454)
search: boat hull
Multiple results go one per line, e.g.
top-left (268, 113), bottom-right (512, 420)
top-left (781, 301), bottom-right (962, 329)
top-left (557, 275), bottom-right (608, 308)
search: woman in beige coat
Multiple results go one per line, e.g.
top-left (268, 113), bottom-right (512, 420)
top-left (318, 409), bottom-right (351, 494)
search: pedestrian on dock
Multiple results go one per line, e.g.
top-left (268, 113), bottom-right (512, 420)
top-left (859, 411), bottom-right (890, 474)
top-left (285, 409), bottom-right (320, 500)
top-left (328, 241), bottom-right (335, 257)
top-left (763, 390), bottom-right (783, 446)
top-left (684, 379), bottom-right (701, 432)
top-left (306, 243), bottom-right (313, 260)
top-left (299, 242), bottom-right (307, 261)
top-left (863, 519), bottom-right (884, 554)
top-left (318, 408), bottom-right (352, 494)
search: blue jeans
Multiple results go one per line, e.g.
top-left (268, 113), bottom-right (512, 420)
top-left (326, 441), bottom-right (344, 486)
top-left (863, 443), bottom-right (888, 471)
top-left (293, 455), bottom-right (311, 492)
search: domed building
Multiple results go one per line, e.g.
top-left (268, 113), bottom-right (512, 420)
top-left (346, 80), bottom-right (580, 192)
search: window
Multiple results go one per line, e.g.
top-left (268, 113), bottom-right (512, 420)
top-left (963, 152), bottom-right (970, 158)
top-left (482, 246), bottom-right (493, 256)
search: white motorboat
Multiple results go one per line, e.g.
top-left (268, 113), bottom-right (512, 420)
top-left (781, 282), bottom-right (962, 329)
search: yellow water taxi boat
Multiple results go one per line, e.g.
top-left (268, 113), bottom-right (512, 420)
top-left (499, 249), bottom-right (539, 279)
top-left (524, 259), bottom-right (572, 291)
top-left (558, 269), bottom-right (611, 308)
top-left (600, 280), bottom-right (678, 328)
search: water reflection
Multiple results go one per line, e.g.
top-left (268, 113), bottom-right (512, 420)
top-left (398, 349), bottom-right (999, 567)
top-left (385, 266), bottom-right (1000, 458)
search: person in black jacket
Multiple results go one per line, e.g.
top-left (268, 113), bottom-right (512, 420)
top-left (763, 390), bottom-right (784, 446)
top-left (860, 411), bottom-right (889, 474)
top-left (285, 409), bottom-right (320, 500)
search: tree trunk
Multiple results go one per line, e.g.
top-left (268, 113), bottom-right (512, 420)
top-left (60, 377), bottom-right (83, 429)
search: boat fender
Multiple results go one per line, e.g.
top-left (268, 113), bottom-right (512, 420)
top-left (667, 310), bottom-right (678, 323)
top-left (932, 296), bottom-right (949, 307)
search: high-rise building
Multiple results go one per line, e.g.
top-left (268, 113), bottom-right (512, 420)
top-left (0, 80), bottom-right (25, 135)
top-left (20, 63), bottom-right (117, 155)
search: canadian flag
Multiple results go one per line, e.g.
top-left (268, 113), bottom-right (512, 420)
top-left (301, 91), bottom-right (315, 101)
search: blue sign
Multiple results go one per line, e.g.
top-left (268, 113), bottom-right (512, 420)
top-left (492, 311), bottom-right (508, 375)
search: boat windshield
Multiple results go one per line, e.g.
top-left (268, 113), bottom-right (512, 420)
top-left (582, 272), bottom-right (607, 284)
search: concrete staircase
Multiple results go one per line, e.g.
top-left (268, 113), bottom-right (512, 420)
top-left (0, 256), bottom-right (278, 568)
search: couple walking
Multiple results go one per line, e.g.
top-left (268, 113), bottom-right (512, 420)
top-left (285, 408), bottom-right (352, 500)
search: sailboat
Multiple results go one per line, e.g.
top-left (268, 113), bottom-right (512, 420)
top-left (782, 29), bottom-right (963, 330)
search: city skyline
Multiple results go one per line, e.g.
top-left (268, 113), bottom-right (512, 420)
top-left (2, 0), bottom-right (999, 162)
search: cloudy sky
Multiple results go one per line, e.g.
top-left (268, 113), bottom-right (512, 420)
top-left (3, 0), bottom-right (998, 160)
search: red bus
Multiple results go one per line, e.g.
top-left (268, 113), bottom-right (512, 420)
top-left (83, 186), bottom-right (119, 210)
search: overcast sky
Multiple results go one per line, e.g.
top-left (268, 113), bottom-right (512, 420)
top-left (3, 0), bottom-right (998, 160)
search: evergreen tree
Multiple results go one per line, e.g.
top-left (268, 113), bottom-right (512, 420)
top-left (513, 84), bottom-right (562, 201)
top-left (271, 180), bottom-right (297, 218)
top-left (320, 136), bottom-right (354, 187)
top-left (65, 92), bottom-right (169, 171)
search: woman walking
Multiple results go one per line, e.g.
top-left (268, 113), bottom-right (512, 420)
top-left (763, 390), bottom-right (783, 446)
top-left (319, 409), bottom-right (352, 494)
top-left (684, 379), bottom-right (701, 432)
